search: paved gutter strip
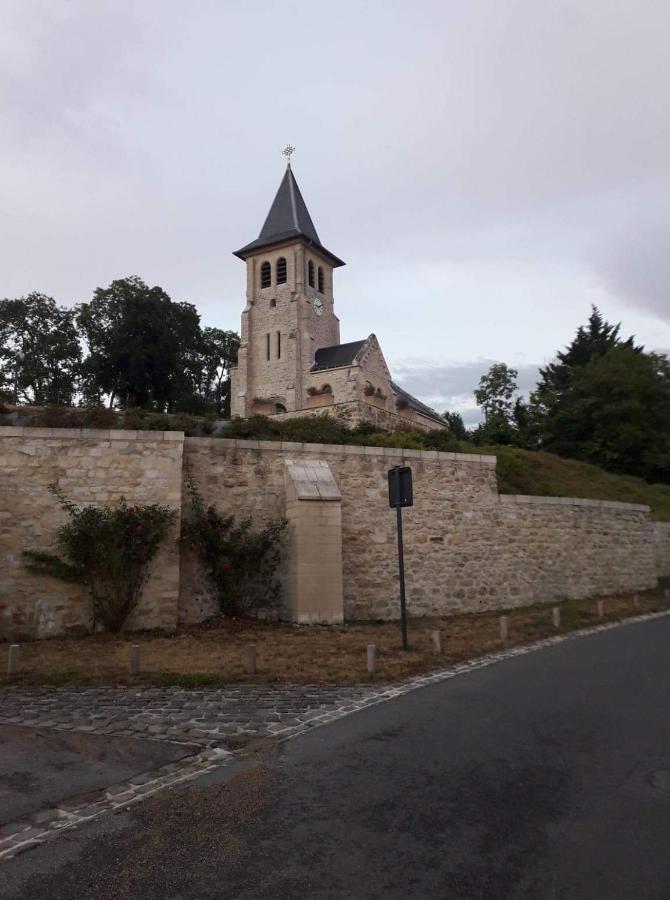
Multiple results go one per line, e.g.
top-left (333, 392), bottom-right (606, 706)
top-left (1, 609), bottom-right (668, 861)
top-left (0, 748), bottom-right (231, 861)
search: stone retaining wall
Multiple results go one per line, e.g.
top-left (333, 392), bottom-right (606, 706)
top-left (181, 439), bottom-right (661, 622)
top-left (0, 427), bottom-right (183, 639)
top-left (1, 427), bottom-right (666, 638)
top-left (654, 522), bottom-right (670, 579)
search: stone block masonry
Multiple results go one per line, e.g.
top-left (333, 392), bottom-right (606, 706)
top-left (0, 427), bottom-right (183, 639)
top-left (1, 426), bottom-right (668, 639)
top-left (654, 522), bottom-right (670, 578)
top-left (182, 438), bottom-right (664, 623)
top-left (284, 459), bottom-right (344, 623)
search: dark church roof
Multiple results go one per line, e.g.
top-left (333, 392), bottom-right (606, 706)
top-left (311, 340), bottom-right (367, 372)
top-left (234, 166), bottom-right (345, 267)
top-left (390, 381), bottom-right (445, 425)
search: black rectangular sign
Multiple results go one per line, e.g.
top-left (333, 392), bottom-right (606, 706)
top-left (388, 465), bottom-right (413, 508)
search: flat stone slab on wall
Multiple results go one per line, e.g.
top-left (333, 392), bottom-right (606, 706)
top-left (0, 427), bottom-right (183, 640)
top-left (284, 458), bottom-right (344, 623)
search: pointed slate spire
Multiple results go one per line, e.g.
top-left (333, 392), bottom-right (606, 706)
top-left (258, 166), bottom-right (321, 246)
top-left (234, 164), bottom-right (345, 267)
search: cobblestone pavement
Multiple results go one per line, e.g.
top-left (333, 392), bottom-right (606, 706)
top-left (0, 683), bottom-right (382, 747)
top-left (2, 610), bottom-right (668, 863)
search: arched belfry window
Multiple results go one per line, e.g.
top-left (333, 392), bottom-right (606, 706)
top-left (260, 261), bottom-right (271, 289)
top-left (276, 257), bottom-right (287, 284)
top-left (317, 266), bottom-right (324, 293)
top-left (307, 260), bottom-right (315, 288)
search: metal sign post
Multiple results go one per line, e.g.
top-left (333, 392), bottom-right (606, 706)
top-left (388, 466), bottom-right (413, 651)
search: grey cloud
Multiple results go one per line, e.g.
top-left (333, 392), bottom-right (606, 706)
top-left (1, 0), bottom-right (669, 370)
top-left (2, 2), bottom-right (148, 150)
top-left (392, 359), bottom-right (541, 418)
top-left (594, 221), bottom-right (670, 323)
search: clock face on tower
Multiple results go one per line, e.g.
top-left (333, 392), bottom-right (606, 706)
top-left (313, 297), bottom-right (324, 316)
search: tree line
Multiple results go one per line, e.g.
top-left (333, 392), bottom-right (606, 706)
top-left (470, 308), bottom-right (670, 485)
top-left (1, 285), bottom-right (667, 485)
top-left (0, 276), bottom-right (240, 416)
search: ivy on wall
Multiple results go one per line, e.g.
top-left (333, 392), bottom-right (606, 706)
top-left (23, 485), bottom-right (176, 632)
top-left (180, 465), bottom-right (286, 618)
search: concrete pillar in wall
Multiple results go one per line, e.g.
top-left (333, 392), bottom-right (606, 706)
top-left (284, 459), bottom-right (344, 624)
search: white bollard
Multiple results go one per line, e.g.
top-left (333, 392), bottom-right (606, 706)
top-left (597, 599), bottom-right (605, 618)
top-left (128, 644), bottom-right (140, 676)
top-left (367, 644), bottom-right (377, 674)
top-left (7, 644), bottom-right (19, 676)
top-left (431, 630), bottom-right (441, 655)
top-left (499, 616), bottom-right (509, 642)
top-left (552, 607), bottom-right (561, 629)
top-left (244, 644), bottom-right (257, 675)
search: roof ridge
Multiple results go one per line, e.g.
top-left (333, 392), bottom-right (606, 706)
top-left (390, 380), bottom-right (444, 424)
top-left (287, 168), bottom-right (299, 231)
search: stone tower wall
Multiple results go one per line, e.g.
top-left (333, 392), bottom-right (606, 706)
top-left (230, 241), bottom-right (340, 417)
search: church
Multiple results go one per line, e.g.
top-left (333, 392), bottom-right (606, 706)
top-left (230, 155), bottom-right (445, 432)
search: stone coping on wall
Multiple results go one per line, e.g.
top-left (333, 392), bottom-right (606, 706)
top-left (185, 435), bottom-right (497, 465)
top-left (0, 426), bottom-right (184, 442)
top-left (1, 428), bottom-right (654, 515)
top-left (500, 494), bottom-right (650, 513)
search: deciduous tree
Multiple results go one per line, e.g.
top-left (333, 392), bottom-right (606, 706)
top-left (0, 293), bottom-right (81, 405)
top-left (77, 276), bottom-right (202, 410)
top-left (474, 363), bottom-right (519, 423)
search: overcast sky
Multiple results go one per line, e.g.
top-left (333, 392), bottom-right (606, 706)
top-left (2, 0), bottom-right (669, 422)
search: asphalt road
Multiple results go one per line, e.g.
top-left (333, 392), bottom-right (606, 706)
top-left (0, 726), bottom-right (189, 824)
top-left (2, 616), bottom-right (669, 899)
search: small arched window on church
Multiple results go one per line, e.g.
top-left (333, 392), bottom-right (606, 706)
top-left (276, 257), bottom-right (287, 284)
top-left (260, 261), bottom-right (271, 289)
top-left (307, 260), bottom-right (315, 288)
top-left (317, 266), bottom-right (324, 293)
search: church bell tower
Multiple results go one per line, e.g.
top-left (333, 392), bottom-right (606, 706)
top-left (230, 151), bottom-right (345, 418)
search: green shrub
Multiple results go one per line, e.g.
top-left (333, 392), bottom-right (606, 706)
top-left (223, 414), bottom-right (456, 451)
top-left (180, 467), bottom-right (286, 618)
top-left (14, 405), bottom-right (121, 430)
top-left (122, 407), bottom-right (144, 429)
top-left (87, 406), bottom-right (119, 429)
top-left (488, 447), bottom-right (534, 494)
top-left (227, 414), bottom-right (281, 440)
top-left (25, 407), bottom-right (87, 428)
top-left (23, 486), bottom-right (176, 632)
top-left (422, 429), bottom-right (461, 452)
top-left (278, 413), bottom-right (348, 445)
top-left (140, 412), bottom-right (172, 431)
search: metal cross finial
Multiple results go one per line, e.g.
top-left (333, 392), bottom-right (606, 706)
top-left (282, 144), bottom-right (295, 166)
